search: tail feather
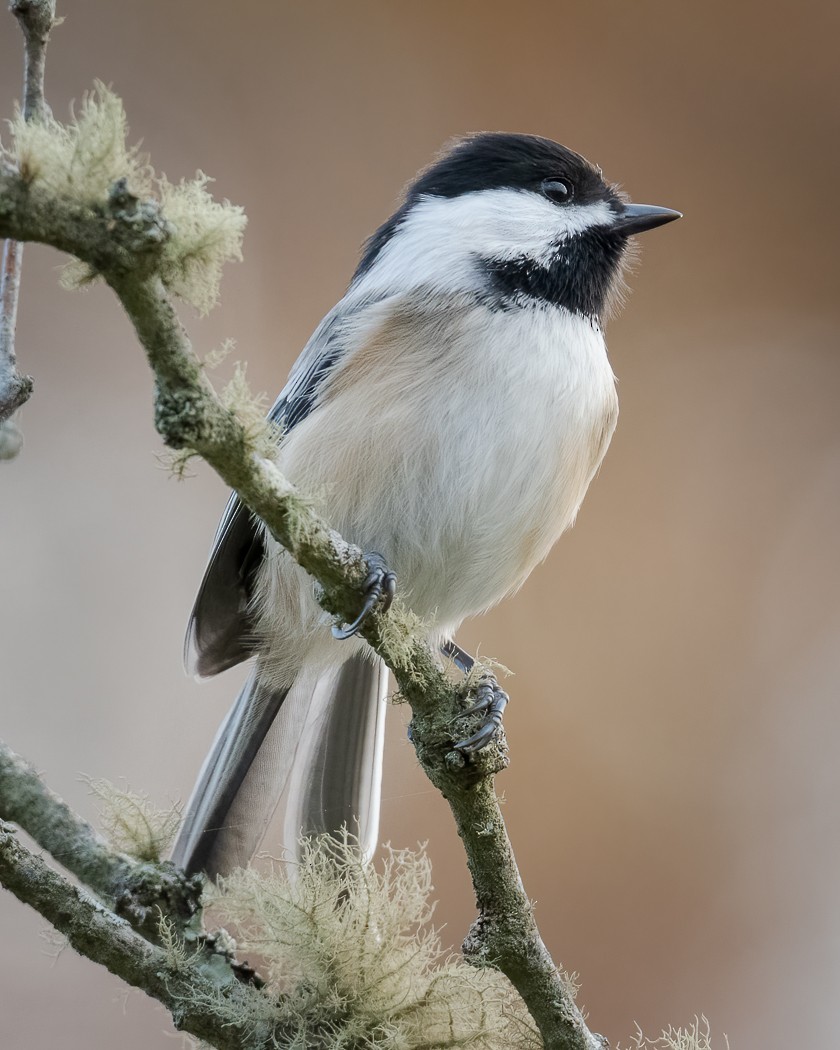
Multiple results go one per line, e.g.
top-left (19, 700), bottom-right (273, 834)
top-left (171, 669), bottom-right (290, 876)
top-left (284, 656), bottom-right (388, 861)
top-left (172, 654), bottom-right (388, 878)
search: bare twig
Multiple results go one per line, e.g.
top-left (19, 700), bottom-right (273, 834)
top-left (12, 0), bottom-right (56, 123)
top-left (0, 221), bottom-right (31, 453)
top-left (0, 0), bottom-right (56, 449)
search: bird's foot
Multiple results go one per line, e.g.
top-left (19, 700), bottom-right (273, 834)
top-left (454, 674), bottom-right (509, 754)
top-left (332, 551), bottom-right (397, 639)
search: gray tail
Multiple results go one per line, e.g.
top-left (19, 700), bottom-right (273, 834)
top-left (171, 653), bottom-right (388, 879)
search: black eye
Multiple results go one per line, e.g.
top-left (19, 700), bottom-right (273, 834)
top-left (541, 178), bottom-right (573, 204)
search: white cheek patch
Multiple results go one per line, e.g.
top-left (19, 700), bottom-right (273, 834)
top-left (545, 200), bottom-right (617, 241)
top-left (352, 189), bottom-right (616, 299)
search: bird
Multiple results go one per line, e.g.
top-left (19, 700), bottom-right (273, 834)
top-left (170, 132), bottom-right (680, 879)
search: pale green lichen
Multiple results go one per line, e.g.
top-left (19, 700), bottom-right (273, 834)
top-left (83, 776), bottom-right (181, 863)
top-left (163, 351), bottom-right (281, 479)
top-left (375, 603), bottom-right (431, 686)
top-left (460, 654), bottom-right (513, 694)
top-left (158, 910), bottom-right (197, 973)
top-left (203, 336), bottom-right (237, 372)
top-left (207, 834), bottom-right (542, 1049)
top-left (623, 1016), bottom-right (727, 1050)
top-left (219, 361), bottom-right (281, 460)
top-left (8, 82), bottom-right (153, 198)
top-left (3, 83), bottom-right (246, 312)
top-left (158, 171), bottom-right (245, 314)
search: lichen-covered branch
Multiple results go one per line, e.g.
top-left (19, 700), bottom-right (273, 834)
top-left (0, 821), bottom-right (292, 1050)
top-left (0, 740), bottom-right (135, 895)
top-left (0, 73), bottom-right (601, 1050)
top-left (0, 0), bottom-right (55, 449)
top-left (0, 741), bottom-right (273, 998)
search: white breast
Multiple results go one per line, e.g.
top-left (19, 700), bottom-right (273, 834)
top-left (270, 296), bottom-right (618, 642)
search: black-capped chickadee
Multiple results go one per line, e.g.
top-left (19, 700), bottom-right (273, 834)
top-left (171, 133), bottom-right (680, 878)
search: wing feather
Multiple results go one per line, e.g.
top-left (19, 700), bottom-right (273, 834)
top-left (185, 298), bottom-right (377, 677)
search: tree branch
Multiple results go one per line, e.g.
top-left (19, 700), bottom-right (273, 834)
top-left (0, 741), bottom-right (270, 969)
top-left (0, 740), bottom-right (134, 896)
top-left (0, 820), bottom-right (294, 1049)
top-left (0, 0), bottom-right (55, 449)
top-left (0, 69), bottom-right (602, 1050)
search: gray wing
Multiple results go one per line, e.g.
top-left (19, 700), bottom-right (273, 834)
top-left (185, 301), bottom-right (370, 677)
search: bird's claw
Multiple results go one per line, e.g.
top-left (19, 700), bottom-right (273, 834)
top-left (454, 675), bottom-right (509, 754)
top-left (440, 639), bottom-right (475, 674)
top-left (332, 551), bottom-right (397, 639)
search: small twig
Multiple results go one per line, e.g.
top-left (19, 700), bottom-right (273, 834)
top-left (0, 0), bottom-right (56, 446)
top-left (0, 229), bottom-right (31, 447)
top-left (12, 0), bottom-right (56, 124)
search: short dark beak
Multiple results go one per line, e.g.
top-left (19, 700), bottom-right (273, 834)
top-left (614, 203), bottom-right (682, 235)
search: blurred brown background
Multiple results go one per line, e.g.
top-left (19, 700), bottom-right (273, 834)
top-left (1, 1), bottom-right (838, 1047)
